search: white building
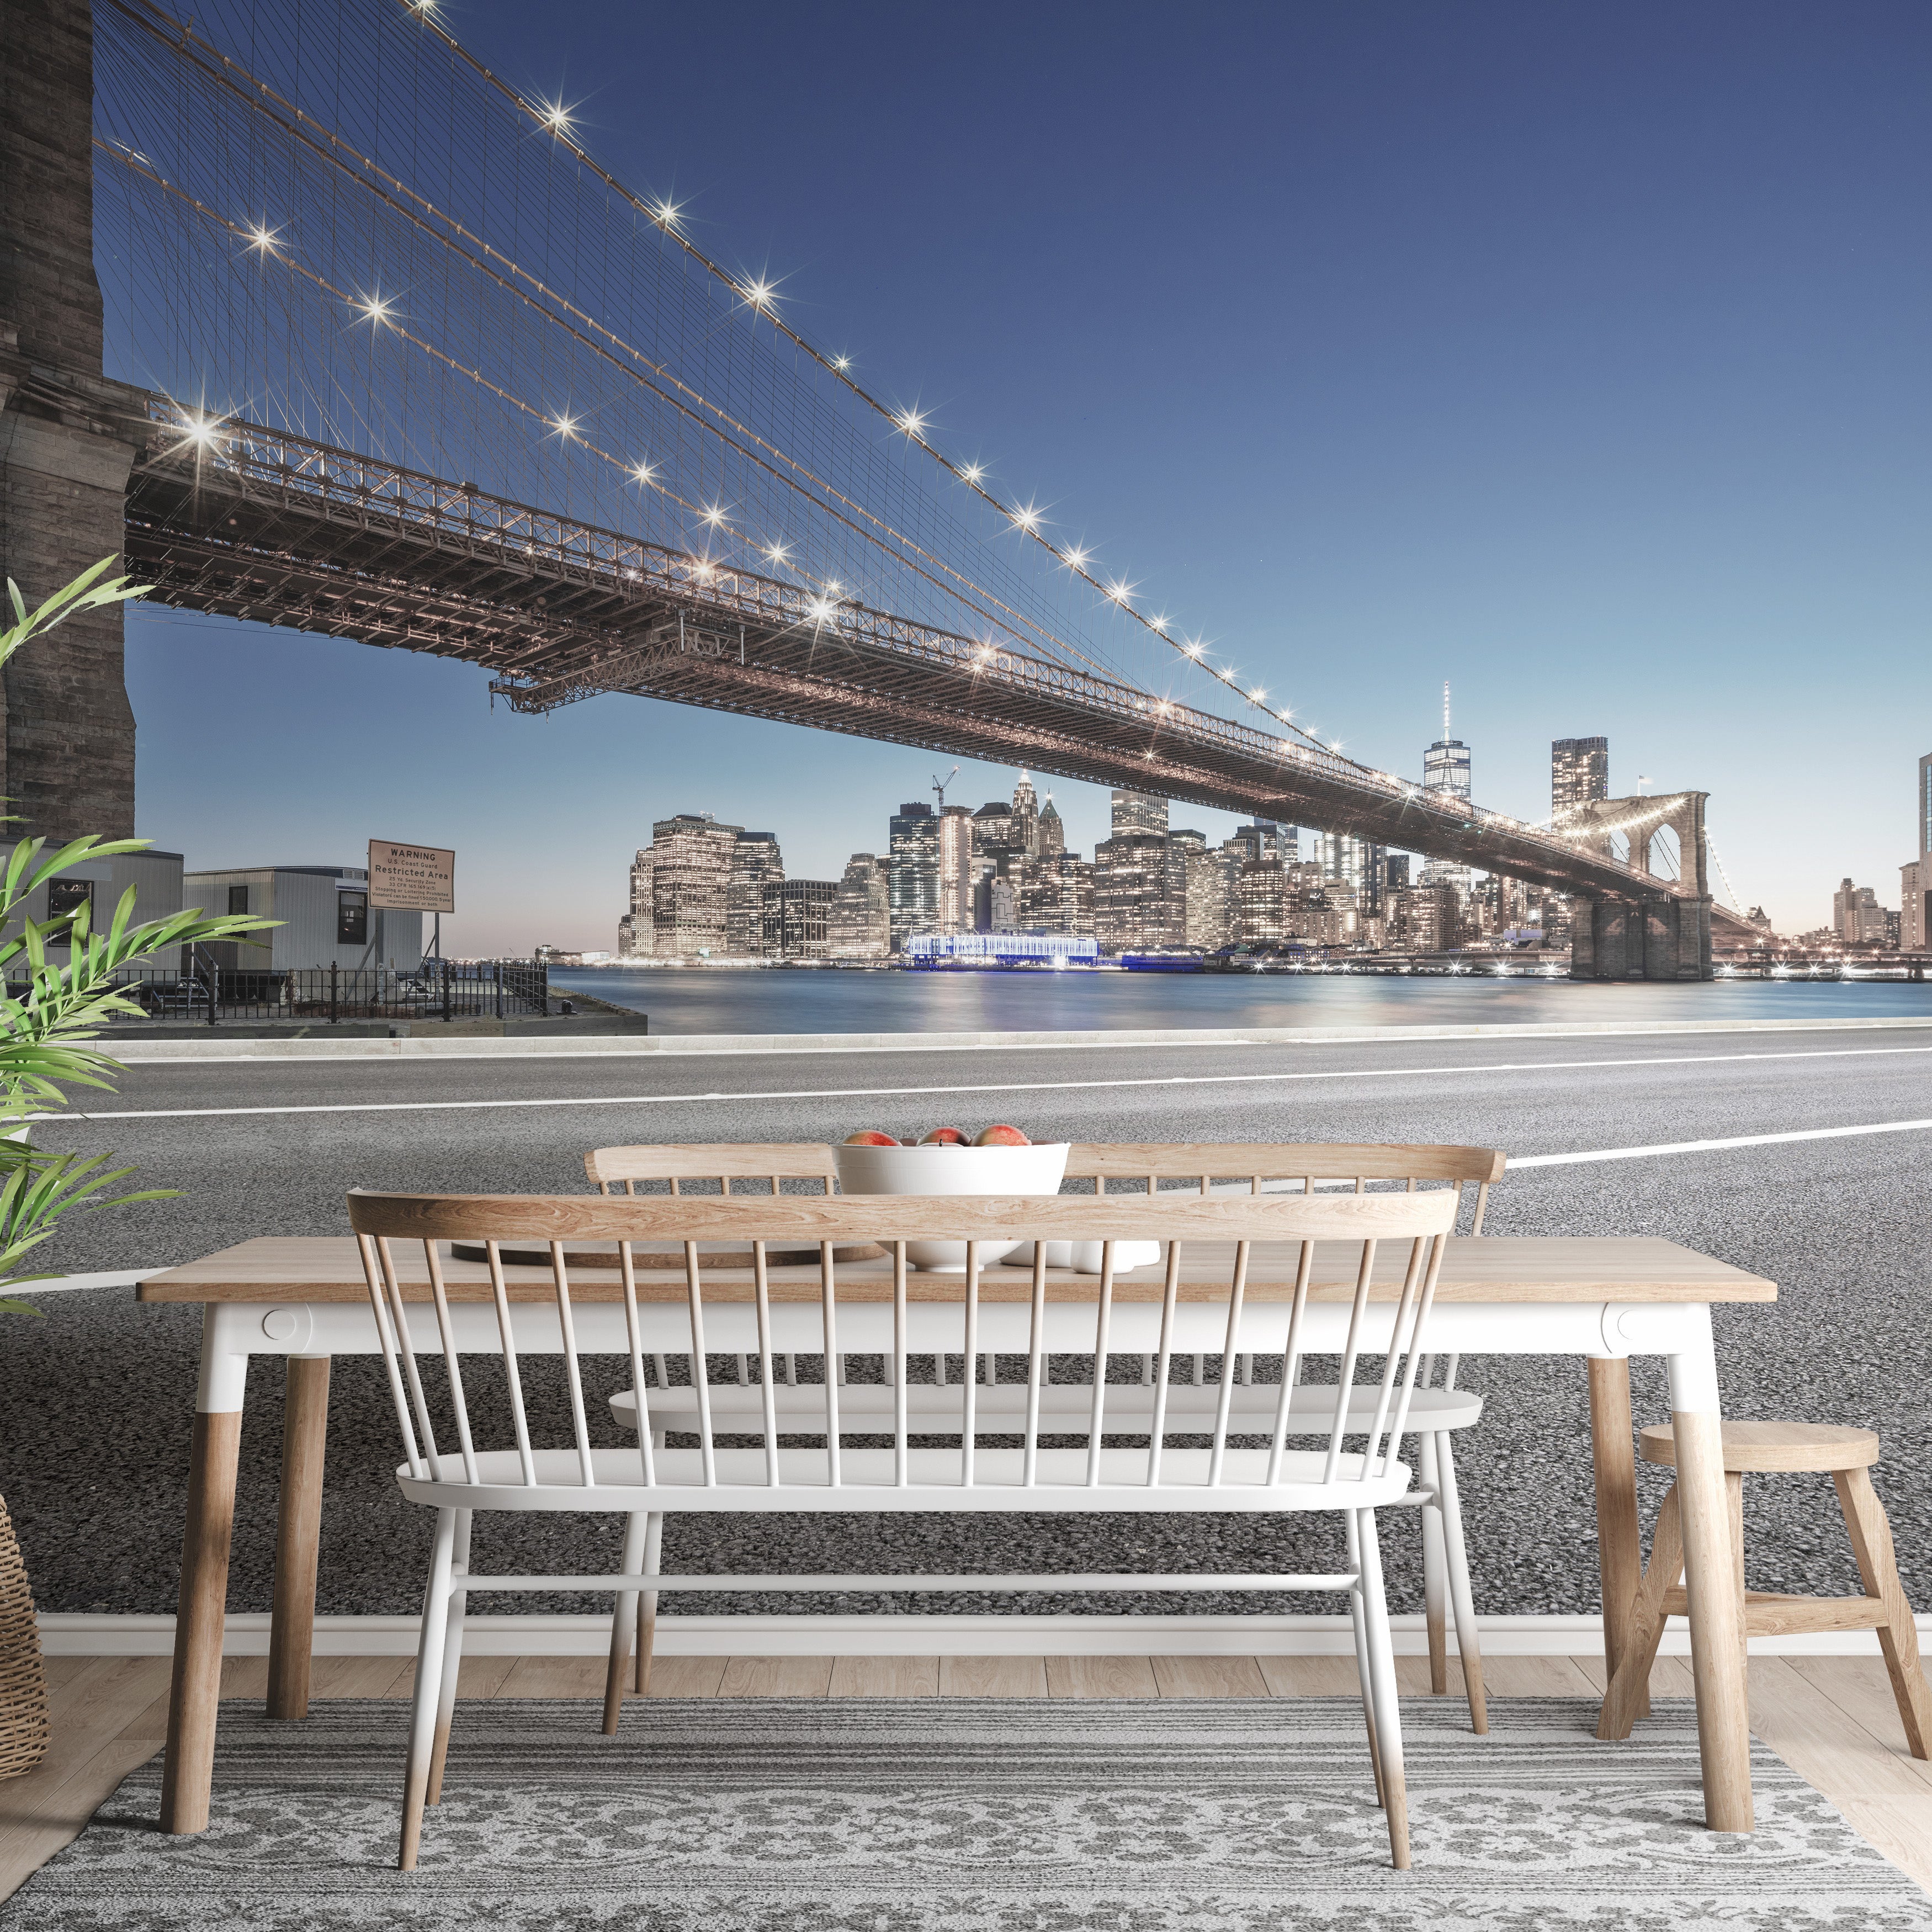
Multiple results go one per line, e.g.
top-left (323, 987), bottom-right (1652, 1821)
top-left (182, 864), bottom-right (423, 970)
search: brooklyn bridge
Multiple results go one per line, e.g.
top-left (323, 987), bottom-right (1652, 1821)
top-left (2, 0), bottom-right (1719, 975)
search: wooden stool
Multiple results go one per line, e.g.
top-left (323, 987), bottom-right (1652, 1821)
top-left (1597, 1420), bottom-right (1932, 1754)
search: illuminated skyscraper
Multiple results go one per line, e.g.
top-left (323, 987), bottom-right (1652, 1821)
top-left (1552, 737), bottom-right (1610, 825)
top-left (1423, 684), bottom-right (1471, 803)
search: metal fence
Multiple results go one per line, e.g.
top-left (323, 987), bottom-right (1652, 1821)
top-left (9, 959), bottom-right (551, 1025)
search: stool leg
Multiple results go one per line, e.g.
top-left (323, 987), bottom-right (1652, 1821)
top-left (1599, 1484), bottom-right (1683, 1740)
top-left (1832, 1468), bottom-right (1932, 1760)
top-left (1728, 1472), bottom-right (1749, 1663)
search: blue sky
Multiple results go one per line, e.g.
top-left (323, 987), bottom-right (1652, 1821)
top-left (125, 1), bottom-right (1932, 951)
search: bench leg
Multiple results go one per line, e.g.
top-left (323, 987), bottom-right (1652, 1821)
top-left (603, 1511), bottom-right (648, 1734)
top-left (1345, 1512), bottom-right (1386, 1812)
top-left (1434, 1431), bottom-right (1488, 1735)
top-left (1357, 1509), bottom-right (1411, 1870)
top-left (426, 1511), bottom-right (470, 1804)
top-left (1418, 1432), bottom-right (1449, 1695)
top-left (1599, 1484), bottom-right (1683, 1740)
top-left (399, 1509), bottom-right (458, 1872)
top-left (1833, 1468), bottom-right (1932, 1759)
top-left (637, 1512), bottom-right (663, 1694)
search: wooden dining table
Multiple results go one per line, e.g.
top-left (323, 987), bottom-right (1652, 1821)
top-left (137, 1230), bottom-right (1774, 1839)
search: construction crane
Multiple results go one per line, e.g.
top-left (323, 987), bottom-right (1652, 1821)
top-left (932, 765), bottom-right (959, 811)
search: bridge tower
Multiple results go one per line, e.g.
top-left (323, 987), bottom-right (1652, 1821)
top-left (1565, 791), bottom-right (1713, 980)
top-left (0, 0), bottom-right (142, 848)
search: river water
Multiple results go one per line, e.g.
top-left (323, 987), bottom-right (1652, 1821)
top-left (549, 964), bottom-right (1932, 1035)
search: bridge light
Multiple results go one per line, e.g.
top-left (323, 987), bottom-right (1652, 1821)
top-left (542, 101), bottom-right (574, 135)
top-left (247, 223), bottom-right (279, 256)
top-left (1012, 503), bottom-right (1042, 532)
top-left (896, 408), bottom-right (927, 439)
top-left (1103, 578), bottom-right (1133, 603)
top-left (702, 504), bottom-right (726, 527)
top-left (744, 278), bottom-right (776, 310)
top-left (1062, 545), bottom-right (1089, 571)
top-left (805, 597), bottom-right (835, 624)
top-left (553, 413), bottom-right (577, 439)
top-left (960, 463), bottom-right (984, 485)
top-left (1181, 637), bottom-right (1204, 657)
top-left (1150, 613), bottom-right (1169, 632)
top-left (1248, 687), bottom-right (1266, 703)
top-left (359, 294), bottom-right (391, 325)
top-left (765, 541), bottom-right (789, 565)
top-left (651, 199), bottom-right (682, 230)
top-left (833, 355), bottom-right (852, 371)
top-left (631, 460), bottom-right (653, 485)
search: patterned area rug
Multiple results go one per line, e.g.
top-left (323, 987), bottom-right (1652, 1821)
top-left (7, 1696), bottom-right (1930, 1930)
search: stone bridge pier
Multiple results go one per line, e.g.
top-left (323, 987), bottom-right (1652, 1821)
top-left (1565, 790), bottom-right (1713, 981)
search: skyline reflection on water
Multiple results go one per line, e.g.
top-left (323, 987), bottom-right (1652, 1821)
top-left (548, 965), bottom-right (1932, 1036)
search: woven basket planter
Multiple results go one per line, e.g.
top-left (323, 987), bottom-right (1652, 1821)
top-left (0, 1494), bottom-right (50, 1779)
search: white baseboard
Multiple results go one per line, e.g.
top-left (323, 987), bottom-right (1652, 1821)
top-left (39, 1610), bottom-right (1932, 1660)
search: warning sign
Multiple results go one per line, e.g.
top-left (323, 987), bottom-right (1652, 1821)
top-left (369, 840), bottom-right (456, 914)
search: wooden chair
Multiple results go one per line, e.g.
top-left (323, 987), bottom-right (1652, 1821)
top-left (591, 1139), bottom-right (1502, 1730)
top-left (349, 1186), bottom-right (1459, 1871)
top-left (1597, 1421), bottom-right (1932, 1755)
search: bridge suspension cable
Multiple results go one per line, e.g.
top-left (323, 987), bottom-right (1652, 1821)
top-left (387, 0), bottom-right (1331, 750)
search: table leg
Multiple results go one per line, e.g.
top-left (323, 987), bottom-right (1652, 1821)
top-left (1588, 1357), bottom-right (1646, 1719)
top-left (158, 1409), bottom-right (244, 1834)
top-left (1669, 1341), bottom-right (1753, 1833)
top-left (267, 1356), bottom-right (331, 1721)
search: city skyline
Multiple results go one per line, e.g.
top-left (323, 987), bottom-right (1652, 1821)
top-left (118, 1), bottom-right (1932, 952)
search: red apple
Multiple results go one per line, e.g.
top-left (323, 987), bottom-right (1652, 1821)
top-left (974, 1123), bottom-right (1031, 1147)
top-left (919, 1126), bottom-right (969, 1145)
top-left (843, 1130), bottom-right (900, 1147)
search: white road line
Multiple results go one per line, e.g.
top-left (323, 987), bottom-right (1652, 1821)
top-left (1511, 1118), bottom-right (1932, 1167)
top-left (36, 1041), bottom-right (1932, 1123)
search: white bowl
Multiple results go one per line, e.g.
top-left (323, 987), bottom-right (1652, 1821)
top-left (1002, 1239), bottom-right (1163, 1275)
top-left (832, 1142), bottom-right (1070, 1271)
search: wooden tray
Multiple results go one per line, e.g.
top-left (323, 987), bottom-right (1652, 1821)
top-left (447, 1239), bottom-right (886, 1272)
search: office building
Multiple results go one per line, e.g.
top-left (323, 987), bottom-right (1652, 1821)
top-left (1234, 860), bottom-right (1288, 945)
top-left (1552, 737), bottom-right (1610, 825)
top-left (1833, 878), bottom-right (1889, 946)
top-left (1423, 685), bottom-right (1472, 803)
top-left (1093, 831), bottom-right (1170, 952)
top-left (1907, 751), bottom-right (1932, 950)
top-left (649, 814), bottom-right (741, 957)
top-left (1384, 881), bottom-right (1458, 952)
top-left (1111, 789), bottom-right (1169, 838)
top-left (829, 854), bottom-right (889, 958)
top-left (1021, 851), bottom-right (1095, 937)
top-left (1037, 794), bottom-right (1066, 857)
top-left (1165, 828), bottom-right (1206, 945)
top-left (618, 847), bottom-right (654, 957)
top-left (937, 805), bottom-right (974, 934)
top-left (761, 878), bottom-right (837, 959)
top-left (887, 803), bottom-right (940, 952)
top-left (727, 831), bottom-right (784, 957)
top-left (1185, 845), bottom-right (1241, 949)
top-left (1011, 772), bottom-right (1042, 857)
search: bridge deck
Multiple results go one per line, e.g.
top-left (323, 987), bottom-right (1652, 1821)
top-left (122, 408), bottom-right (1674, 901)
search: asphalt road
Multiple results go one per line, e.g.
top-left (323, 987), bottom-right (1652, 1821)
top-left (6, 1022), bottom-right (1929, 1625)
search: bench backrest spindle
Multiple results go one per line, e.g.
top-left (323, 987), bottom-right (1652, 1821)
top-left (348, 1190), bottom-right (1456, 1501)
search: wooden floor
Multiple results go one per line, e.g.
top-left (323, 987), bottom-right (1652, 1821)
top-left (4, 1651), bottom-right (1930, 1902)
